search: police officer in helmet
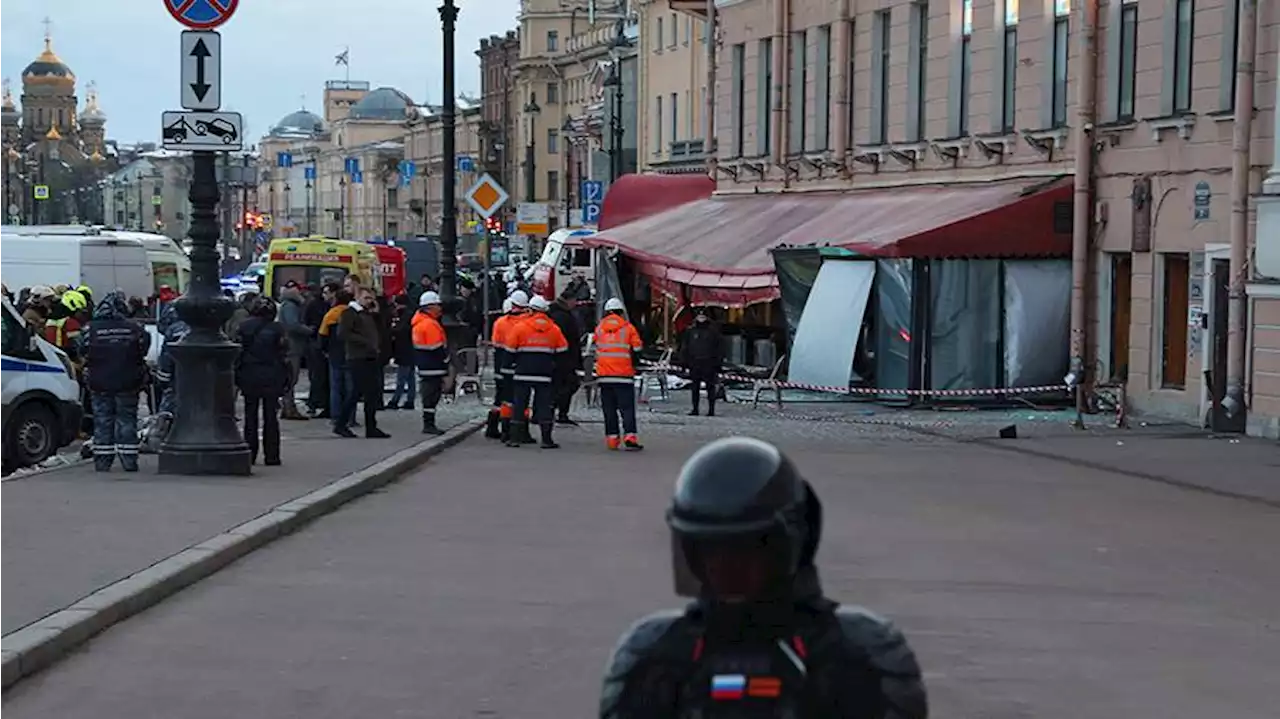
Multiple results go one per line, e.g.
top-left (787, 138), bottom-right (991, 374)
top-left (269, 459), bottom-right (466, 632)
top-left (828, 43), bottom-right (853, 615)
top-left (599, 437), bottom-right (927, 718)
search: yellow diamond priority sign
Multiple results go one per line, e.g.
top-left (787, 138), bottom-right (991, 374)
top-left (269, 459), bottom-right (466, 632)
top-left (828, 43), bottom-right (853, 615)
top-left (465, 173), bottom-right (509, 219)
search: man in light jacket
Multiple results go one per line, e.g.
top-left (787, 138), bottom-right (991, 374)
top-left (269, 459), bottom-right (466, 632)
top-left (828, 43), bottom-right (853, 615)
top-left (277, 281), bottom-right (312, 420)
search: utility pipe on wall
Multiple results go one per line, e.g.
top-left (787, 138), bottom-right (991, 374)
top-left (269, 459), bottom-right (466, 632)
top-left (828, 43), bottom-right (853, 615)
top-left (1069, 0), bottom-right (1099, 415)
top-left (833, 0), bottom-right (852, 163)
top-left (771, 0), bottom-right (788, 168)
top-left (705, 0), bottom-right (718, 171)
top-left (1225, 0), bottom-right (1258, 423)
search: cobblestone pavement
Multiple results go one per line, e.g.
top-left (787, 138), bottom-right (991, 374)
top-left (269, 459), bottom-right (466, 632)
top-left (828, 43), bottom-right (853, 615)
top-left (3, 406), bottom-right (1277, 718)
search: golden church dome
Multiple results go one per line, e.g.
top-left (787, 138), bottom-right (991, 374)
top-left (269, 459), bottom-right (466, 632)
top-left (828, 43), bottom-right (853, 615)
top-left (22, 36), bottom-right (75, 88)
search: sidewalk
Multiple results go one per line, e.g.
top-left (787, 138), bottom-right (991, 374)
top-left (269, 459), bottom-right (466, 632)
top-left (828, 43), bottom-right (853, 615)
top-left (0, 403), bottom-right (487, 635)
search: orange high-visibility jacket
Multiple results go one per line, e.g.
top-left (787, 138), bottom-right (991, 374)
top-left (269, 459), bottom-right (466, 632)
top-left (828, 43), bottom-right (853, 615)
top-left (491, 311), bottom-right (522, 375)
top-left (508, 312), bottom-right (568, 383)
top-left (411, 310), bottom-right (448, 376)
top-left (593, 313), bottom-right (642, 383)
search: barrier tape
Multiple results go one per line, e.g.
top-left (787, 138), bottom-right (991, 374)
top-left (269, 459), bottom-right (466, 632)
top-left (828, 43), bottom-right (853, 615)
top-left (636, 362), bottom-right (1069, 398)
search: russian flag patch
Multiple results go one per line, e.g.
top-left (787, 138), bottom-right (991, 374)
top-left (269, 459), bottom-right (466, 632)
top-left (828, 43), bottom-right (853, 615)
top-left (710, 674), bottom-right (747, 700)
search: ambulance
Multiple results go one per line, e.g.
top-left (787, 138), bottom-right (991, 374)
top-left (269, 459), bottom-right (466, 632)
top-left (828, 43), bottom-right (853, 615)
top-left (264, 237), bottom-right (382, 297)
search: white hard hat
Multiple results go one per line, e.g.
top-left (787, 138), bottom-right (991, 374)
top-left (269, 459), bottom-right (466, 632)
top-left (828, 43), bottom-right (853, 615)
top-left (29, 285), bottom-right (55, 299)
top-left (604, 297), bottom-right (626, 313)
top-left (419, 290), bottom-right (442, 306)
top-left (502, 298), bottom-right (514, 313)
top-left (508, 289), bottom-right (529, 308)
top-left (529, 295), bottom-right (551, 312)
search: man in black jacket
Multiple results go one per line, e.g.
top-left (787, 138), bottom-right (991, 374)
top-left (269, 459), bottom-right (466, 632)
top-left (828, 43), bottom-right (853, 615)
top-left (303, 283), bottom-right (335, 417)
top-left (81, 291), bottom-right (151, 473)
top-left (546, 291), bottom-right (582, 425)
top-left (599, 437), bottom-right (928, 719)
top-left (678, 309), bottom-right (723, 416)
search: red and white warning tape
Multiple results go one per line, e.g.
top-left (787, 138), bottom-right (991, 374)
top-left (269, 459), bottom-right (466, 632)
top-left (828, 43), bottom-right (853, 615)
top-left (636, 362), bottom-right (1068, 398)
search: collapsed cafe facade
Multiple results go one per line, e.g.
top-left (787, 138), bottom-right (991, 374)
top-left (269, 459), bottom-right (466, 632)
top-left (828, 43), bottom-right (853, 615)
top-left (584, 173), bottom-right (1076, 402)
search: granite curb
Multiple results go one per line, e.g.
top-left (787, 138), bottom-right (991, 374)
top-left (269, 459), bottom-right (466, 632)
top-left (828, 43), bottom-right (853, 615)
top-left (0, 419), bottom-right (485, 691)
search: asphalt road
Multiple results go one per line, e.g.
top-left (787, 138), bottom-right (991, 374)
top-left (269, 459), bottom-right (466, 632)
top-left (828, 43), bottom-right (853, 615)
top-left (3, 415), bottom-right (1278, 718)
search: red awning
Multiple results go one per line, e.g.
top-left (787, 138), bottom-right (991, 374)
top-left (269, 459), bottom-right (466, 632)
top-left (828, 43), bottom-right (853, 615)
top-left (587, 178), bottom-right (1070, 306)
top-left (598, 173), bottom-right (715, 230)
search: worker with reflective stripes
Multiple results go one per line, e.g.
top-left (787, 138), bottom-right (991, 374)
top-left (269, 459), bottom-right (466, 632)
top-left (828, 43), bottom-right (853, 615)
top-left (506, 294), bottom-right (568, 449)
top-left (412, 291), bottom-right (448, 435)
top-left (593, 297), bottom-right (644, 451)
top-left (486, 291), bottom-right (528, 442)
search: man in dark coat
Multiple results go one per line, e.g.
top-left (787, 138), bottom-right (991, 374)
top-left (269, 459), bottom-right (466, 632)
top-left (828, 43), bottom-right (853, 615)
top-left (546, 290), bottom-right (582, 425)
top-left (81, 291), bottom-right (151, 472)
top-left (678, 308), bottom-right (724, 416)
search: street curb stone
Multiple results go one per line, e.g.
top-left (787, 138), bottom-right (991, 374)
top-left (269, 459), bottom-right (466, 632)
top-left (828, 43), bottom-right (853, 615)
top-left (0, 419), bottom-right (484, 692)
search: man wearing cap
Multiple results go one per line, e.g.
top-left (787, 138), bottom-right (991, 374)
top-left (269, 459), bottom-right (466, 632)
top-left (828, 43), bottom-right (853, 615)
top-left (506, 294), bottom-right (568, 448)
top-left (412, 290), bottom-right (449, 435)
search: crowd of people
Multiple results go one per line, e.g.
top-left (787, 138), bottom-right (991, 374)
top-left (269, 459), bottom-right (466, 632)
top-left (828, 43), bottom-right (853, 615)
top-left (4, 267), bottom-right (728, 471)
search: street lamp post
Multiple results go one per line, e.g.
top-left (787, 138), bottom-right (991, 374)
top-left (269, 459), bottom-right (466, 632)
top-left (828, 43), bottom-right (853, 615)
top-left (283, 182), bottom-right (291, 234)
top-left (305, 160), bottom-right (314, 235)
top-left (561, 117), bottom-right (573, 224)
top-left (603, 65), bottom-right (623, 183)
top-left (523, 97), bottom-right (540, 204)
top-left (157, 147), bottom-right (253, 475)
top-left (338, 175), bottom-right (347, 240)
top-left (439, 0), bottom-right (460, 307)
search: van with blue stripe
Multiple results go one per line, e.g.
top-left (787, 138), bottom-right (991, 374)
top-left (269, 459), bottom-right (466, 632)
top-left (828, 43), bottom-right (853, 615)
top-left (2, 297), bottom-right (82, 474)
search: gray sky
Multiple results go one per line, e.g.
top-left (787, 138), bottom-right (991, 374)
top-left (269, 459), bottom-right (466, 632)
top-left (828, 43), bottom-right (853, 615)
top-left (1, 0), bottom-right (521, 145)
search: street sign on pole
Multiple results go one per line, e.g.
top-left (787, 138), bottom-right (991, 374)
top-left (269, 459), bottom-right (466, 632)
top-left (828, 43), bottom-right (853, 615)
top-left (33, 185), bottom-right (49, 201)
top-left (180, 31), bottom-right (221, 110)
top-left (465, 173), bottom-right (510, 219)
top-left (165, 0), bottom-right (240, 30)
top-left (277, 151), bottom-right (293, 168)
top-left (304, 165), bottom-right (316, 180)
top-left (516, 202), bottom-right (550, 235)
top-left (161, 110), bottom-right (244, 151)
top-left (457, 156), bottom-right (475, 172)
top-left (581, 180), bottom-right (604, 225)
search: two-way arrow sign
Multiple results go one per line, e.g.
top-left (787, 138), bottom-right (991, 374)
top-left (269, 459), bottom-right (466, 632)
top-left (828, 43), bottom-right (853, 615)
top-left (180, 30), bottom-right (221, 111)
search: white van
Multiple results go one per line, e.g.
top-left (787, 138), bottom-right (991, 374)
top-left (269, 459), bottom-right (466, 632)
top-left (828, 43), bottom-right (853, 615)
top-left (528, 228), bottom-right (597, 302)
top-left (0, 230), bottom-right (153, 300)
top-left (101, 230), bottom-right (191, 294)
top-left (1, 297), bottom-right (82, 474)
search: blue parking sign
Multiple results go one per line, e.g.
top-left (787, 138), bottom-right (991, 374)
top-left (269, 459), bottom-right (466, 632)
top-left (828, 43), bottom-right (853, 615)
top-left (581, 180), bottom-right (604, 225)
top-left (304, 165), bottom-right (316, 180)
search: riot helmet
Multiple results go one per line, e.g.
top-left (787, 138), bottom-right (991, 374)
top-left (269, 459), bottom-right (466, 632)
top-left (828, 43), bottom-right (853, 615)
top-left (667, 437), bottom-right (821, 602)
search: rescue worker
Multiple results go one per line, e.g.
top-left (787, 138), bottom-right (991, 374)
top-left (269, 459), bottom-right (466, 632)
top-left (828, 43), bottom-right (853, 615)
top-left (593, 297), bottom-right (644, 451)
top-left (494, 291), bottom-right (530, 443)
top-left (148, 301), bottom-right (190, 451)
top-left (483, 296), bottom-right (518, 440)
top-left (22, 285), bottom-right (56, 331)
top-left (599, 436), bottom-right (929, 718)
top-left (81, 291), bottom-right (151, 473)
top-left (412, 290), bottom-right (449, 435)
top-left (46, 290), bottom-right (89, 360)
top-left (506, 294), bottom-right (567, 449)
top-left (679, 308), bottom-right (724, 417)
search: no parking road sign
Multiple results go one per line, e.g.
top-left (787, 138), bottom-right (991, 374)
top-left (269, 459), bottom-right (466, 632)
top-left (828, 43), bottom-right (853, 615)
top-left (165, 0), bottom-right (239, 30)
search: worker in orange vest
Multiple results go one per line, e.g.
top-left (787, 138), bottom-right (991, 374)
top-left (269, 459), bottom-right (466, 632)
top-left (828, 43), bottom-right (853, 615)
top-left (487, 291), bottom-right (528, 442)
top-left (507, 294), bottom-right (568, 448)
top-left (412, 291), bottom-right (448, 435)
top-left (593, 297), bottom-right (644, 451)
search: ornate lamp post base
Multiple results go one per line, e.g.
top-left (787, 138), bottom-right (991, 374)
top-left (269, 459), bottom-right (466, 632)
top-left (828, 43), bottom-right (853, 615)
top-left (158, 149), bottom-right (251, 476)
top-left (157, 339), bottom-right (251, 475)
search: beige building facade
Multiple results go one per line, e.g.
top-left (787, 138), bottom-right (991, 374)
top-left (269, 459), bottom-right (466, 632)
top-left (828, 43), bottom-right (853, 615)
top-left (708, 0), bottom-right (1278, 436)
top-left (513, 0), bottom-right (631, 230)
top-left (637, 0), bottom-right (712, 173)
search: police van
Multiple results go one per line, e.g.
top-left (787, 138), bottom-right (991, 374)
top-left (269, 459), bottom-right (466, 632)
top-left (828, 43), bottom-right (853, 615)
top-left (2, 296), bottom-right (82, 474)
